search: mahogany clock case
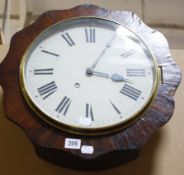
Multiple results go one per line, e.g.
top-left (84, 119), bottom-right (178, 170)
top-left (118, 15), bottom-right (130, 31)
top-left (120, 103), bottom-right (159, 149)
top-left (0, 4), bottom-right (181, 170)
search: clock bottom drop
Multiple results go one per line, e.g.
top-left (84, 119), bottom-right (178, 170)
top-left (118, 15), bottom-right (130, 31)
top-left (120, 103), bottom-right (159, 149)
top-left (35, 145), bottom-right (139, 170)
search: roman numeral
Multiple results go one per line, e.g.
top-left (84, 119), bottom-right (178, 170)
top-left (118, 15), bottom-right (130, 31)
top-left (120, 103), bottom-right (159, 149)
top-left (37, 81), bottom-right (57, 100)
top-left (41, 50), bottom-right (60, 57)
top-left (121, 49), bottom-right (136, 58)
top-left (61, 32), bottom-right (75, 47)
top-left (55, 96), bottom-right (71, 115)
top-left (85, 28), bottom-right (95, 43)
top-left (126, 69), bottom-right (145, 77)
top-left (120, 84), bottom-right (141, 101)
top-left (110, 101), bottom-right (121, 115)
top-left (34, 68), bottom-right (54, 75)
top-left (86, 104), bottom-right (94, 121)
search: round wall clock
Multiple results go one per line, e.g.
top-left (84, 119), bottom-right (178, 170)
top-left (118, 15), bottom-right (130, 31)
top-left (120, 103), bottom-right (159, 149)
top-left (0, 4), bottom-right (181, 170)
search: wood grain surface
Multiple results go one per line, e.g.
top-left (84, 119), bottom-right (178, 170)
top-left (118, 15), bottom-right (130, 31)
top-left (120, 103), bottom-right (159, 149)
top-left (0, 4), bottom-right (181, 170)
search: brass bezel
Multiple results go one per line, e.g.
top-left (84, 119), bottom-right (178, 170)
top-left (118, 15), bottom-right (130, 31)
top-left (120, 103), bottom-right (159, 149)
top-left (19, 17), bottom-right (160, 136)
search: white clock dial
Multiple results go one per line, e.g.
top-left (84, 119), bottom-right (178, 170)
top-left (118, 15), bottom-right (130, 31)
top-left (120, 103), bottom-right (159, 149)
top-left (20, 17), bottom-right (159, 134)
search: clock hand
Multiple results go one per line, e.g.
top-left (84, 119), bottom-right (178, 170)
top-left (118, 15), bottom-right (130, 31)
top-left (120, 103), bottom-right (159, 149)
top-left (86, 68), bottom-right (109, 78)
top-left (90, 34), bottom-right (116, 70)
top-left (111, 73), bottom-right (132, 83)
top-left (86, 68), bottom-right (132, 83)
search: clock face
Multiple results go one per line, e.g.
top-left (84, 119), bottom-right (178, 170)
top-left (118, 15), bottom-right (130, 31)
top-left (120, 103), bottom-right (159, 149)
top-left (20, 17), bottom-right (159, 134)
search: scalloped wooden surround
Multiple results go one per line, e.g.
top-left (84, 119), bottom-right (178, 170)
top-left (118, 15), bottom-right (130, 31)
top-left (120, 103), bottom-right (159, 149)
top-left (0, 4), bottom-right (181, 170)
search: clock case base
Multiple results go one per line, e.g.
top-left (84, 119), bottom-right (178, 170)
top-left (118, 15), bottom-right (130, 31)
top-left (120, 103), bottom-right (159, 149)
top-left (35, 145), bottom-right (139, 170)
top-left (0, 4), bottom-right (181, 170)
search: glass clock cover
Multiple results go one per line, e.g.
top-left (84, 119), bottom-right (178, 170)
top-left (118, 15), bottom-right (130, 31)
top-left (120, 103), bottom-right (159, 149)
top-left (20, 17), bottom-right (158, 134)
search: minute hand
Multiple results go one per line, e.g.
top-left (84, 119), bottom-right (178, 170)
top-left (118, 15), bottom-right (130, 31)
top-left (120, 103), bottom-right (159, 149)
top-left (90, 34), bottom-right (116, 69)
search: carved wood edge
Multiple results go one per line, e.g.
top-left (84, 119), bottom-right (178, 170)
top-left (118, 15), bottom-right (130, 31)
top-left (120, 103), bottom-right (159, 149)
top-left (0, 4), bottom-right (181, 164)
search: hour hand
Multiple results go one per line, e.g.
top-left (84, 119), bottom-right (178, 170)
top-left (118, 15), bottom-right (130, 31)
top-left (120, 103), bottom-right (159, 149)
top-left (86, 68), bottom-right (132, 83)
top-left (86, 68), bottom-right (109, 78)
top-left (111, 73), bottom-right (132, 83)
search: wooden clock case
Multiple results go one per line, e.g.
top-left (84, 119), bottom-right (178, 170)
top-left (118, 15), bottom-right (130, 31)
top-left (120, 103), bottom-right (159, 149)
top-left (0, 4), bottom-right (181, 170)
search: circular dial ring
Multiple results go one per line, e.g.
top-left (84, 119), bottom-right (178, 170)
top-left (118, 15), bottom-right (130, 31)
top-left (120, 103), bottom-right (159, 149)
top-left (19, 17), bottom-right (160, 135)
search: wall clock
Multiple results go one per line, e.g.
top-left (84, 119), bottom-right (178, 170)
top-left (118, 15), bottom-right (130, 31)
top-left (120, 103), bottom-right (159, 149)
top-left (0, 4), bottom-right (181, 170)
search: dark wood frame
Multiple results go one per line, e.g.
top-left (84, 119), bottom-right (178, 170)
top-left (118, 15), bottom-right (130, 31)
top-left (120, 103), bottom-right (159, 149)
top-left (0, 4), bottom-right (181, 170)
